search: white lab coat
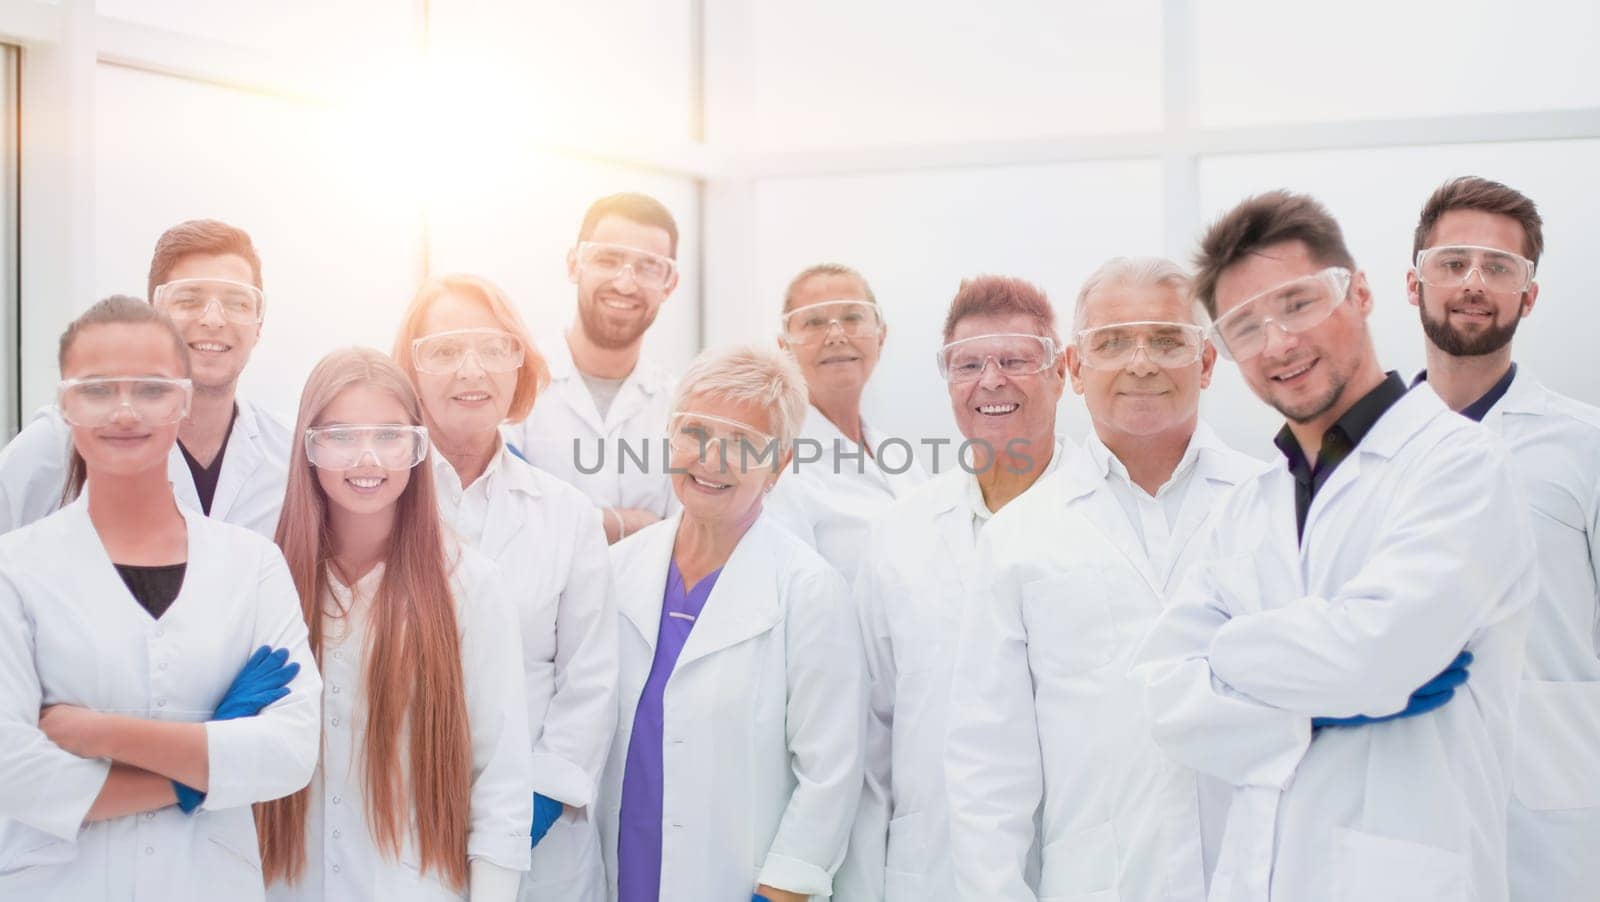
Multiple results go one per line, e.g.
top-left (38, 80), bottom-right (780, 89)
top-left (0, 498), bottom-right (321, 901)
top-left (0, 400), bottom-right (292, 537)
top-left (432, 446), bottom-right (617, 902)
top-left (835, 437), bottom-right (1070, 902)
top-left (764, 403), bottom-right (927, 581)
top-left (1470, 369), bottom-right (1600, 901)
top-left (600, 511), bottom-right (865, 901)
top-left (943, 426), bottom-right (1263, 902)
top-left (267, 548), bottom-right (532, 902)
top-left (1134, 387), bottom-right (1536, 902)
top-left (505, 334), bottom-right (677, 518)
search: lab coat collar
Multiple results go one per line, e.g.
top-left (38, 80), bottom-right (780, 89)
top-left (171, 397), bottom-right (268, 519)
top-left (432, 438), bottom-right (544, 498)
top-left (1064, 421), bottom-right (1237, 503)
top-left (542, 332), bottom-right (672, 435)
top-left (1488, 363), bottom-right (1548, 417)
top-left (1348, 381), bottom-right (1449, 461)
top-left (62, 494), bottom-right (219, 626)
top-left (615, 511), bottom-right (787, 668)
top-left (942, 435), bottom-right (1071, 520)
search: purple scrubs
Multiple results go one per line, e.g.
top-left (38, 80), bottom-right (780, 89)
top-left (617, 559), bottom-right (723, 902)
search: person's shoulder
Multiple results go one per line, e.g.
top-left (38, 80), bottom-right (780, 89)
top-left (236, 399), bottom-right (295, 451)
top-left (1531, 385), bottom-right (1600, 436)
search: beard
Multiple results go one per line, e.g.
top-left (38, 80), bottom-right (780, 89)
top-left (1417, 287), bottom-right (1522, 357)
top-left (577, 292), bottom-right (658, 351)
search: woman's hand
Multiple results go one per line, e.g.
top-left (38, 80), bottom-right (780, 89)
top-left (40, 704), bottom-right (107, 758)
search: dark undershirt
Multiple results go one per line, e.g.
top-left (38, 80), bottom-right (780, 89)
top-left (1273, 371), bottom-right (1409, 542)
top-left (178, 403), bottom-right (238, 515)
top-left (114, 562), bottom-right (187, 620)
top-left (1411, 362), bottom-right (1518, 423)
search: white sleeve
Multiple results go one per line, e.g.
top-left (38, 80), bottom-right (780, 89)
top-left (943, 535), bottom-right (1043, 899)
top-left (531, 502), bottom-right (617, 808)
top-left (0, 565), bottom-right (111, 839)
top-left (759, 564), bottom-right (866, 896)
top-left (1207, 439), bottom-right (1538, 718)
top-left (833, 532), bottom-right (895, 902)
top-left (463, 565), bottom-right (535, 871)
top-left (201, 545), bottom-right (322, 810)
top-left (468, 858), bottom-right (523, 902)
top-left (0, 409), bottom-right (73, 535)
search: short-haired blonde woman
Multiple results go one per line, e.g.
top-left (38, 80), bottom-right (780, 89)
top-left (393, 274), bottom-right (616, 902)
top-left (600, 345), bottom-right (865, 902)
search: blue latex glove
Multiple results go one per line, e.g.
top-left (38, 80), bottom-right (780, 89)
top-left (752, 895), bottom-right (772, 902)
top-left (1312, 651), bottom-right (1472, 728)
top-left (530, 792), bottom-right (563, 848)
top-left (174, 646), bottom-right (300, 813)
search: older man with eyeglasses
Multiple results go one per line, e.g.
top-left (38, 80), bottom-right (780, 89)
top-left (943, 258), bottom-right (1262, 902)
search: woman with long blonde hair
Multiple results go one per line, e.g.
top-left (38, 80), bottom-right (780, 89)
top-left (393, 274), bottom-right (615, 902)
top-left (255, 347), bottom-right (531, 901)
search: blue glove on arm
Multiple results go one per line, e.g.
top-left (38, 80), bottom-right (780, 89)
top-left (752, 895), bottom-right (772, 902)
top-left (1312, 651), bottom-right (1472, 729)
top-left (531, 792), bottom-right (564, 848)
top-left (174, 646), bottom-right (300, 813)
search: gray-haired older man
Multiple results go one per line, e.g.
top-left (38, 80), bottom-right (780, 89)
top-left (944, 258), bottom-right (1261, 901)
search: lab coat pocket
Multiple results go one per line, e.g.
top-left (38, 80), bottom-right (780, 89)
top-left (394, 843), bottom-right (470, 901)
top-left (1038, 819), bottom-right (1119, 902)
top-left (1514, 679), bottom-right (1600, 810)
top-left (1023, 572), bottom-right (1115, 678)
top-left (1331, 827), bottom-right (1466, 902)
top-left (202, 809), bottom-right (268, 898)
top-left (0, 829), bottom-right (76, 876)
top-left (882, 810), bottom-right (930, 900)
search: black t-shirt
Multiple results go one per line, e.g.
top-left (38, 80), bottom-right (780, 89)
top-left (1273, 371), bottom-right (1409, 542)
top-left (114, 562), bottom-right (187, 620)
top-left (178, 404), bottom-right (239, 516)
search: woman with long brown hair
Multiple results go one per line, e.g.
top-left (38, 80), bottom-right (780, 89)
top-left (255, 348), bottom-right (532, 901)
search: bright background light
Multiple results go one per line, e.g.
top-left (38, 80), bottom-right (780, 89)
top-left (10, 0), bottom-right (1600, 462)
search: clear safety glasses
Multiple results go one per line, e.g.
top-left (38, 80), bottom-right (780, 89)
top-left (780, 300), bottom-right (884, 346)
top-left (304, 424), bottom-right (430, 470)
top-left (153, 278), bottom-right (264, 325)
top-left (411, 328), bottom-right (526, 375)
top-left (1075, 321), bottom-right (1207, 370)
top-left (667, 412), bottom-right (777, 472)
top-left (1209, 267), bottom-right (1352, 363)
top-left (57, 377), bottom-right (193, 427)
top-left (936, 332), bottom-right (1059, 383)
top-left (1414, 244), bottom-right (1535, 294)
top-left (575, 241), bottom-right (677, 290)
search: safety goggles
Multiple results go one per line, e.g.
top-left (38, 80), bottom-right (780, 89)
top-left (936, 332), bottom-right (1059, 383)
top-left (57, 377), bottom-right (193, 427)
top-left (410, 328), bottom-right (525, 375)
top-left (575, 241), bottom-right (677, 290)
top-left (304, 424), bottom-right (429, 470)
top-left (153, 278), bottom-right (264, 325)
top-left (668, 412), bottom-right (777, 472)
top-left (1414, 244), bottom-right (1535, 294)
top-left (1210, 267), bottom-right (1352, 362)
top-left (780, 300), bottom-right (884, 346)
top-left (1075, 321), bottom-right (1206, 370)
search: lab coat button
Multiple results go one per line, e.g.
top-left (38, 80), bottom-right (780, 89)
top-left (145, 846), bottom-right (154, 855)
top-left (332, 795), bottom-right (342, 805)
top-left (157, 662), bottom-right (168, 671)
top-left (332, 829), bottom-right (341, 839)
top-left (331, 685), bottom-right (340, 694)
top-left (156, 698), bottom-right (166, 707)
top-left (332, 864), bottom-right (341, 874)
top-left (331, 716), bottom-right (340, 726)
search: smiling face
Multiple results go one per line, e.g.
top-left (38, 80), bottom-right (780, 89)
top-left (669, 393), bottom-right (785, 526)
top-left (1213, 239), bottom-right (1375, 425)
top-left (311, 384), bottom-right (415, 520)
top-left (1068, 280), bottom-right (1214, 442)
top-left (568, 215), bottom-right (677, 350)
top-left (1407, 208), bottom-right (1539, 358)
top-left (413, 293), bottom-right (520, 445)
top-left (63, 322), bottom-right (188, 481)
top-left (155, 253), bottom-right (262, 393)
top-left (946, 312), bottom-right (1064, 463)
top-left (780, 272), bottom-right (885, 403)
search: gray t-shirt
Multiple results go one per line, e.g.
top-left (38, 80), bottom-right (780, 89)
top-left (579, 370), bottom-right (628, 421)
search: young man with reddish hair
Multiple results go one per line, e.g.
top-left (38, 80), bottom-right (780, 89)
top-left (1407, 176), bottom-right (1600, 902)
top-left (0, 219), bottom-right (290, 536)
top-left (1136, 191), bottom-right (1535, 902)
